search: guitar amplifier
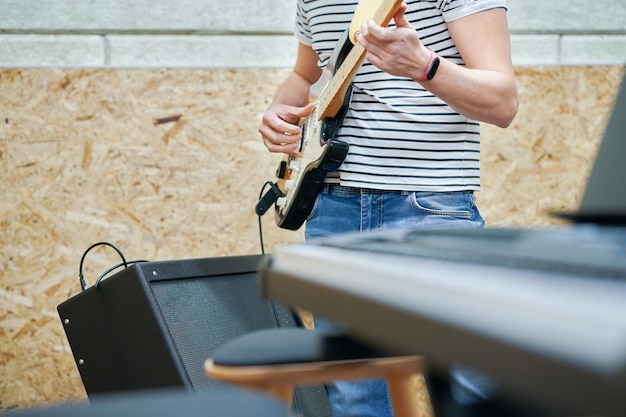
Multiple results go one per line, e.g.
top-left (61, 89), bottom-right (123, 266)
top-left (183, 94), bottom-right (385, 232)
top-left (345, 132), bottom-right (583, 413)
top-left (57, 254), bottom-right (330, 417)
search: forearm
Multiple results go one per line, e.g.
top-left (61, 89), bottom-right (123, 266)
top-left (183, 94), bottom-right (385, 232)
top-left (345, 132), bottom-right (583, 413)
top-left (426, 8), bottom-right (519, 128)
top-left (271, 71), bottom-right (313, 108)
top-left (359, 7), bottom-right (518, 128)
top-left (272, 42), bottom-right (322, 107)
top-left (422, 57), bottom-right (518, 128)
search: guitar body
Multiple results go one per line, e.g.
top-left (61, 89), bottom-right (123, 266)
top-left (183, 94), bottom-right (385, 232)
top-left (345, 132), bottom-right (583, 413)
top-left (273, 32), bottom-right (354, 231)
top-left (270, 0), bottom-right (404, 231)
top-left (274, 92), bottom-right (352, 231)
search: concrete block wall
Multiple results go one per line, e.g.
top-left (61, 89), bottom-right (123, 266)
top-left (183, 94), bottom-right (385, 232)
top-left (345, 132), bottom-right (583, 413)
top-left (507, 0), bottom-right (626, 66)
top-left (1, 0), bottom-right (625, 68)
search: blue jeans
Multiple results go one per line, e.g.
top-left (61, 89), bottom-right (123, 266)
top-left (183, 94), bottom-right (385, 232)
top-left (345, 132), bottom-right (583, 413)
top-left (305, 185), bottom-right (486, 417)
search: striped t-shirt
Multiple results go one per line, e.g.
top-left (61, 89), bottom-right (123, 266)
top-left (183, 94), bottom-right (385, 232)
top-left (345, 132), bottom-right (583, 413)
top-left (295, 0), bottom-right (508, 192)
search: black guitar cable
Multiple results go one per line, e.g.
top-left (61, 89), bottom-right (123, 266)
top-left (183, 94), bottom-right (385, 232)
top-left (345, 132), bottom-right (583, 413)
top-left (78, 241), bottom-right (149, 290)
top-left (94, 259), bottom-right (150, 287)
top-left (256, 181), bottom-right (284, 254)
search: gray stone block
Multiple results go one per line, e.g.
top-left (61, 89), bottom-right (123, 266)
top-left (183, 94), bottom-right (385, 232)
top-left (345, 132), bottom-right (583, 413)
top-left (507, 0), bottom-right (626, 33)
top-left (0, 0), bottom-right (296, 33)
top-left (107, 35), bottom-right (298, 68)
top-left (561, 35), bottom-right (626, 65)
top-left (0, 35), bottom-right (104, 67)
top-left (510, 35), bottom-right (560, 66)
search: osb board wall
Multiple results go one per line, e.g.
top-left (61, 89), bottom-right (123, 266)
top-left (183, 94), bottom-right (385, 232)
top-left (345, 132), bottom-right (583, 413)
top-left (481, 66), bottom-right (625, 225)
top-left (0, 65), bottom-right (624, 410)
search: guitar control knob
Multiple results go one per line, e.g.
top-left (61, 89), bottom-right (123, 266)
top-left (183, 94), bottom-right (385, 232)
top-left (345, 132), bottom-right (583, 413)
top-left (276, 197), bottom-right (287, 208)
top-left (284, 180), bottom-right (295, 190)
top-left (288, 160), bottom-right (300, 172)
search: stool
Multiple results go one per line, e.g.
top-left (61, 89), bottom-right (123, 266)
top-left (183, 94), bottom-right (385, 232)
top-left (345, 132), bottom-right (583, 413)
top-left (205, 328), bottom-right (431, 417)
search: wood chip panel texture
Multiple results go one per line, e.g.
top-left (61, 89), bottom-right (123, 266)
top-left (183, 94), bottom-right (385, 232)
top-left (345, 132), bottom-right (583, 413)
top-left (0, 66), bottom-right (624, 410)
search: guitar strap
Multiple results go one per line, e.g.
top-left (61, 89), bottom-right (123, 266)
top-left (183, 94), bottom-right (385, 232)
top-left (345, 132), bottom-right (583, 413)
top-left (349, 0), bottom-right (387, 44)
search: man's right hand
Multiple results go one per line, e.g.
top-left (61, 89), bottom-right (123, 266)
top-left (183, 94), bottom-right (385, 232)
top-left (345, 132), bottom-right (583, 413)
top-left (258, 102), bottom-right (315, 156)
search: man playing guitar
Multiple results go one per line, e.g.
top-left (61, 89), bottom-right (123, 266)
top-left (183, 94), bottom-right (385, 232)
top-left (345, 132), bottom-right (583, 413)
top-left (258, 1), bottom-right (518, 416)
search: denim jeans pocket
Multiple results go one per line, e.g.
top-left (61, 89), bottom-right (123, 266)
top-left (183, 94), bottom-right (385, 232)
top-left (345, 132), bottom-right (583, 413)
top-left (410, 191), bottom-right (475, 219)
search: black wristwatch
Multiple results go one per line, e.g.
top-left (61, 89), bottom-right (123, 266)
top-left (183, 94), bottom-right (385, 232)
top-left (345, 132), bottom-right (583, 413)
top-left (426, 55), bottom-right (440, 80)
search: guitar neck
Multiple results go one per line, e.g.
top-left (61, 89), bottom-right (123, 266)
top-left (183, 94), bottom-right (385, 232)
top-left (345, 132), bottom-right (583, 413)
top-left (316, 0), bottom-right (404, 121)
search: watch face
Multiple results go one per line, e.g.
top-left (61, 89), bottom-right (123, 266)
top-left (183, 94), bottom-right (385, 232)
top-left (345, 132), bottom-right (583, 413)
top-left (427, 56), bottom-right (440, 80)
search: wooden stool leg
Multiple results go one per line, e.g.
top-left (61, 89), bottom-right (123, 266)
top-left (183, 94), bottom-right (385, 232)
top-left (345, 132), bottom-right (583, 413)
top-left (235, 382), bottom-right (294, 407)
top-left (411, 374), bottom-right (434, 417)
top-left (387, 373), bottom-right (422, 417)
top-left (264, 384), bottom-right (295, 406)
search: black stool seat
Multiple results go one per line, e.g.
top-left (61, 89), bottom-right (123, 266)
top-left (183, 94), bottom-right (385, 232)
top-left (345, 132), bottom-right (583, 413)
top-left (212, 328), bottom-right (387, 366)
top-left (206, 328), bottom-right (432, 417)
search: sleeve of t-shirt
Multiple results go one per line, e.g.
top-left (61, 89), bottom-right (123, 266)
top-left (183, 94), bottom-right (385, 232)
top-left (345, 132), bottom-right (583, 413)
top-left (294, 1), bottom-right (314, 46)
top-left (441, 0), bottom-right (508, 22)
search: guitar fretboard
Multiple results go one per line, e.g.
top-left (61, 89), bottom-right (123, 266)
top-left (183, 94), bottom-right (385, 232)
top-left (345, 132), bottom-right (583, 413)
top-left (316, 0), bottom-right (403, 121)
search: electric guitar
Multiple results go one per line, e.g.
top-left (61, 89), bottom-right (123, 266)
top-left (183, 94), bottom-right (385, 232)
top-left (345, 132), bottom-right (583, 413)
top-left (272, 0), bottom-right (404, 230)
